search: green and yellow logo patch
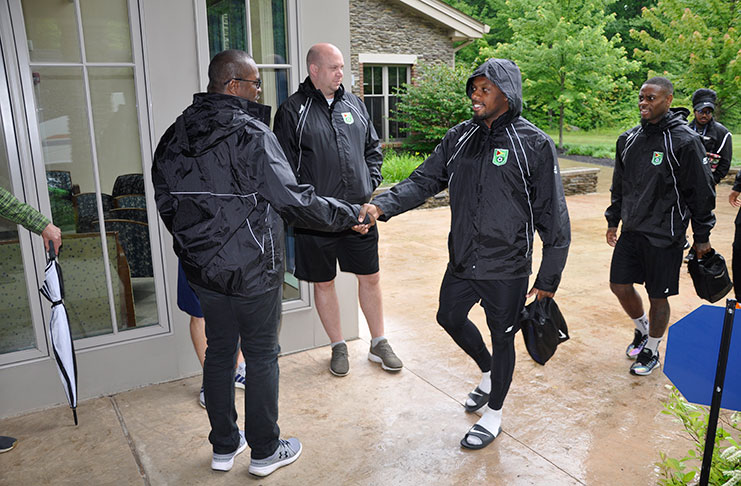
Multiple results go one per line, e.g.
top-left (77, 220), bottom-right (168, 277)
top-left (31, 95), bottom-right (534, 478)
top-left (652, 151), bottom-right (664, 166)
top-left (341, 112), bottom-right (354, 124)
top-left (492, 148), bottom-right (509, 166)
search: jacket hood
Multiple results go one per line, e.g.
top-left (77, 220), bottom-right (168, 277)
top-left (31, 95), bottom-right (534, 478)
top-left (466, 59), bottom-right (523, 118)
top-left (176, 93), bottom-right (271, 157)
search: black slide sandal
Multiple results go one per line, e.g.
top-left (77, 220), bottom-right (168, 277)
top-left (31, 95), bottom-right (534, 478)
top-left (460, 424), bottom-right (501, 450)
top-left (463, 386), bottom-right (489, 412)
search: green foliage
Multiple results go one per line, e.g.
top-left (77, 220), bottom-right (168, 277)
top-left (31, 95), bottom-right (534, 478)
top-left (439, 0), bottom-right (510, 65)
top-left (561, 143), bottom-right (615, 159)
top-left (605, 0), bottom-right (658, 87)
top-left (631, 0), bottom-right (741, 128)
top-left (381, 149), bottom-right (426, 183)
top-left (482, 0), bottom-right (639, 147)
top-left (393, 62), bottom-right (473, 152)
top-left (656, 386), bottom-right (741, 485)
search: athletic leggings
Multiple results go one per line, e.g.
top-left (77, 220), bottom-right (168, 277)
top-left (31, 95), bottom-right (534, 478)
top-left (436, 269), bottom-right (529, 410)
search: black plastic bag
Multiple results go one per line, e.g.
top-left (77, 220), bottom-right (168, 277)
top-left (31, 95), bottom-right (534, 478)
top-left (687, 248), bottom-right (732, 303)
top-left (520, 297), bottom-right (569, 365)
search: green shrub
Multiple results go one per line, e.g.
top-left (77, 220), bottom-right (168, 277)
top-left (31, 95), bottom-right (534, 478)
top-left (382, 149), bottom-right (426, 183)
top-left (656, 386), bottom-right (741, 485)
top-left (561, 143), bottom-right (615, 159)
top-left (393, 62), bottom-right (473, 153)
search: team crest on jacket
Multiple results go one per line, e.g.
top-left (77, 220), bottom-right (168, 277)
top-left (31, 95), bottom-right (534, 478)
top-left (492, 149), bottom-right (509, 166)
top-left (652, 151), bottom-right (664, 165)
top-left (342, 112), bottom-right (354, 124)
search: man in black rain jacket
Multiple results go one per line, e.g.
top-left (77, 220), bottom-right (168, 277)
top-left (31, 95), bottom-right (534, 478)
top-left (273, 43), bottom-right (402, 378)
top-left (605, 77), bottom-right (715, 377)
top-left (689, 88), bottom-right (732, 185)
top-left (363, 58), bottom-right (571, 450)
top-left (152, 50), bottom-right (370, 477)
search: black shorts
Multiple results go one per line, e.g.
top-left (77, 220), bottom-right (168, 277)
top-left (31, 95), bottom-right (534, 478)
top-left (293, 225), bottom-right (379, 282)
top-left (609, 231), bottom-right (683, 298)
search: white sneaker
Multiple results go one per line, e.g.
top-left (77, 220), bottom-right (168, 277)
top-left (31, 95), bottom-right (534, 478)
top-left (199, 387), bottom-right (206, 409)
top-left (211, 431), bottom-right (247, 472)
top-left (248, 438), bottom-right (302, 477)
top-left (234, 363), bottom-right (246, 389)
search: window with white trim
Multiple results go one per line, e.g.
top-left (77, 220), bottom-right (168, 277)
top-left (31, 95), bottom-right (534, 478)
top-left (362, 65), bottom-right (409, 141)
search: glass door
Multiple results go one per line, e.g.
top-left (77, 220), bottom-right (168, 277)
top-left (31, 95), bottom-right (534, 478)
top-left (0, 37), bottom-right (48, 363)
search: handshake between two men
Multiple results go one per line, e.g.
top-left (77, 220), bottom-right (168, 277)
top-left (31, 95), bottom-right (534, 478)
top-left (350, 203), bottom-right (383, 235)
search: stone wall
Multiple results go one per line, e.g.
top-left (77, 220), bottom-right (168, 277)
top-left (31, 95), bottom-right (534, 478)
top-left (560, 167), bottom-right (599, 196)
top-left (349, 0), bottom-right (456, 97)
top-left (720, 167), bottom-right (739, 186)
top-left (372, 167), bottom-right (600, 209)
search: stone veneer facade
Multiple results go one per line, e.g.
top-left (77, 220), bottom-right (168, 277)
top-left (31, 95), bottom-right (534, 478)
top-left (349, 0), bottom-right (457, 97)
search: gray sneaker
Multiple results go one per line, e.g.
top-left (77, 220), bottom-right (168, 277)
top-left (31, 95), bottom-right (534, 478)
top-left (330, 342), bottom-right (349, 376)
top-left (368, 338), bottom-right (403, 371)
top-left (248, 438), bottom-right (302, 477)
top-left (211, 430), bottom-right (246, 471)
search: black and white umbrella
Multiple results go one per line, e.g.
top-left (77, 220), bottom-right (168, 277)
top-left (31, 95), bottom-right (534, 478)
top-left (39, 242), bottom-right (78, 425)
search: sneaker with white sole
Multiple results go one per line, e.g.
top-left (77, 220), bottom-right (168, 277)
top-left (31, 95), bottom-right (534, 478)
top-left (626, 329), bottom-right (648, 359)
top-left (234, 363), bottom-right (246, 389)
top-left (248, 438), bottom-right (302, 477)
top-left (199, 386), bottom-right (206, 409)
top-left (630, 348), bottom-right (660, 376)
top-left (330, 343), bottom-right (349, 377)
top-left (211, 430), bottom-right (247, 472)
top-left (368, 338), bottom-right (403, 371)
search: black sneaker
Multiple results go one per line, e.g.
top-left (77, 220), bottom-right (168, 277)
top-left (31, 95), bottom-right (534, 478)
top-left (630, 348), bottom-right (660, 376)
top-left (625, 329), bottom-right (647, 359)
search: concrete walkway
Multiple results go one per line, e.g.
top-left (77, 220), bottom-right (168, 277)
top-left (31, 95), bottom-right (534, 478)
top-left (1, 177), bottom-right (738, 485)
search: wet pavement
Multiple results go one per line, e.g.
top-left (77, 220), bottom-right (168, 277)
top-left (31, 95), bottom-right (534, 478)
top-left (1, 166), bottom-right (738, 485)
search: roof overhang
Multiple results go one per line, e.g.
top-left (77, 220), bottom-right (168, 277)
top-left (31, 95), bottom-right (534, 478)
top-left (396, 0), bottom-right (490, 41)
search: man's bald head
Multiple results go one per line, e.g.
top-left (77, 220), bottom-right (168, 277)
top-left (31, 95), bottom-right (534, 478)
top-left (207, 49), bottom-right (256, 94)
top-left (306, 43), bottom-right (344, 98)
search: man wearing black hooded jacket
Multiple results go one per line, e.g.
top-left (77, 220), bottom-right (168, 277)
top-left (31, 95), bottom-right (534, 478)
top-left (605, 77), bottom-right (715, 377)
top-left (152, 50), bottom-right (371, 477)
top-left (362, 58), bottom-right (571, 450)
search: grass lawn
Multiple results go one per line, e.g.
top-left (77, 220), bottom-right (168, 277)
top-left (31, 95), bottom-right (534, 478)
top-left (545, 127), bottom-right (741, 165)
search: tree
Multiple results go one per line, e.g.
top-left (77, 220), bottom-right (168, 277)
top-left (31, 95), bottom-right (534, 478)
top-left (604, 0), bottom-right (658, 87)
top-left (439, 0), bottom-right (511, 66)
top-left (631, 0), bottom-right (741, 127)
top-left (483, 0), bottom-right (639, 148)
top-left (393, 62), bottom-right (472, 152)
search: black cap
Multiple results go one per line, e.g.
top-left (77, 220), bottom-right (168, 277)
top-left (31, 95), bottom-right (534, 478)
top-left (692, 88), bottom-right (716, 112)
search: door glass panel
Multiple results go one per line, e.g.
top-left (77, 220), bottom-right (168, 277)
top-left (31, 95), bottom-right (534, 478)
top-left (258, 67), bottom-right (289, 117)
top-left (88, 67), bottom-right (156, 329)
top-left (33, 66), bottom-right (91, 233)
top-left (250, 0), bottom-right (287, 64)
top-left (30, 66), bottom-right (116, 338)
top-left (79, 0), bottom-right (133, 62)
top-left (207, 0), bottom-right (248, 56)
top-left (22, 0), bottom-right (81, 63)
top-left (0, 118), bottom-right (35, 354)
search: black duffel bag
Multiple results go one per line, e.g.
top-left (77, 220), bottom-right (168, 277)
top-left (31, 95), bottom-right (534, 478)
top-left (520, 297), bottom-right (569, 365)
top-left (687, 248), bottom-right (733, 303)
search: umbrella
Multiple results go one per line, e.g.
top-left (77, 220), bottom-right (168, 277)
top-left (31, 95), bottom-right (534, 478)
top-left (39, 241), bottom-right (78, 425)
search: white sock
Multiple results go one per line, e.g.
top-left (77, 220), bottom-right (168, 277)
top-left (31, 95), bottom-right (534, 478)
top-left (370, 336), bottom-right (386, 347)
top-left (645, 337), bottom-right (662, 354)
top-left (330, 340), bottom-right (346, 348)
top-left (465, 371), bottom-right (491, 407)
top-left (236, 361), bottom-right (245, 373)
top-left (466, 406), bottom-right (502, 446)
top-left (632, 314), bottom-right (649, 335)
